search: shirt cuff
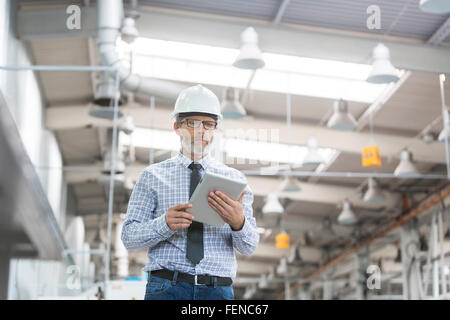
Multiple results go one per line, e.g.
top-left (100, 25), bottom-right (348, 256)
top-left (231, 216), bottom-right (251, 238)
top-left (155, 214), bottom-right (175, 238)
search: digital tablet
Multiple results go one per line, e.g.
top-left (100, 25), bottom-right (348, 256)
top-left (186, 171), bottom-right (247, 227)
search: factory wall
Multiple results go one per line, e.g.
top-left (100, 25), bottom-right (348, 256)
top-left (0, 0), bottom-right (72, 299)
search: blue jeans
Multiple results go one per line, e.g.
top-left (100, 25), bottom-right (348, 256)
top-left (144, 274), bottom-right (234, 300)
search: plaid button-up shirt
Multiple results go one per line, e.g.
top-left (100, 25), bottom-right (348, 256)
top-left (121, 151), bottom-right (259, 278)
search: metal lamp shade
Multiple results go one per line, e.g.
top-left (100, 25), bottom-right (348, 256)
top-left (233, 27), bottom-right (265, 70)
top-left (121, 17), bottom-right (139, 44)
top-left (394, 150), bottom-right (419, 177)
top-left (221, 87), bottom-right (247, 119)
top-left (338, 201), bottom-right (358, 225)
top-left (327, 99), bottom-right (357, 131)
top-left (302, 136), bottom-right (324, 167)
top-left (262, 193), bottom-right (284, 215)
top-left (363, 178), bottom-right (386, 203)
top-left (367, 43), bottom-right (399, 84)
top-left (280, 175), bottom-right (301, 192)
top-left (420, 0), bottom-right (450, 13)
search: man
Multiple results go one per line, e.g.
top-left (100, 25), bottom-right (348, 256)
top-left (121, 84), bottom-right (259, 300)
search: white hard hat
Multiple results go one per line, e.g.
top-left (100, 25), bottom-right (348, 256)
top-left (172, 84), bottom-right (223, 120)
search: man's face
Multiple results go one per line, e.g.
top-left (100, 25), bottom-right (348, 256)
top-left (174, 115), bottom-right (218, 156)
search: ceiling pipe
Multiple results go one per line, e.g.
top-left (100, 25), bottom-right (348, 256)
top-left (97, 0), bottom-right (186, 101)
top-left (277, 185), bottom-right (450, 299)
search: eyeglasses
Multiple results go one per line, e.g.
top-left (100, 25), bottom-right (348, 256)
top-left (179, 118), bottom-right (218, 130)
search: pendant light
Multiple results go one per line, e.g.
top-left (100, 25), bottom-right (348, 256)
top-left (121, 0), bottom-right (140, 44)
top-left (262, 193), bottom-right (284, 215)
top-left (258, 274), bottom-right (269, 289)
top-left (90, 72), bottom-right (125, 119)
top-left (277, 257), bottom-right (288, 275)
top-left (366, 43), bottom-right (399, 84)
top-left (288, 246), bottom-right (303, 265)
top-left (337, 200), bottom-right (358, 225)
top-left (394, 150), bottom-right (419, 177)
top-left (302, 136), bottom-right (324, 167)
top-left (121, 17), bottom-right (139, 44)
top-left (363, 178), bottom-right (386, 203)
top-left (317, 216), bottom-right (336, 240)
top-left (327, 99), bottom-right (358, 131)
top-left (420, 0), bottom-right (450, 13)
top-left (279, 175), bottom-right (301, 192)
top-left (233, 27), bottom-right (265, 70)
top-left (221, 87), bottom-right (247, 119)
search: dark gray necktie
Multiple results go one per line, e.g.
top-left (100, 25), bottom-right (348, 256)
top-left (186, 162), bottom-right (204, 265)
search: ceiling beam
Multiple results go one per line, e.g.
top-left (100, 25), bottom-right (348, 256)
top-left (46, 104), bottom-right (447, 164)
top-left (137, 8), bottom-right (450, 74)
top-left (427, 16), bottom-right (450, 46)
top-left (62, 162), bottom-right (400, 209)
top-left (237, 242), bottom-right (322, 263)
top-left (17, 7), bottom-right (450, 73)
top-left (17, 7), bottom-right (97, 40)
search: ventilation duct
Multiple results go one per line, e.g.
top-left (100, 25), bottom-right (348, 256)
top-left (97, 0), bottom-right (186, 101)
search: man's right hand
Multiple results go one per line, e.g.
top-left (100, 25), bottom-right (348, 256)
top-left (165, 203), bottom-right (195, 231)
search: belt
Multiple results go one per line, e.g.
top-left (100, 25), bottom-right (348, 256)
top-left (150, 269), bottom-right (233, 286)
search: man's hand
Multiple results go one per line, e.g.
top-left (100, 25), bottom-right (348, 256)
top-left (207, 190), bottom-right (247, 231)
top-left (165, 203), bottom-right (194, 231)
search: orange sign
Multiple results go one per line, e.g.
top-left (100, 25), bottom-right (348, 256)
top-left (362, 145), bottom-right (381, 167)
top-left (276, 233), bottom-right (290, 249)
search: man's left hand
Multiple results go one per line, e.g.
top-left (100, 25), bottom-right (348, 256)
top-left (207, 190), bottom-right (246, 231)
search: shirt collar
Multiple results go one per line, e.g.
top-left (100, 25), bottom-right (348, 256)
top-left (176, 151), bottom-right (212, 170)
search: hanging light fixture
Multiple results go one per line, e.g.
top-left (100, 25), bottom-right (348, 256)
top-left (233, 27), bottom-right (265, 70)
top-left (221, 87), bottom-right (247, 119)
top-left (258, 274), bottom-right (269, 289)
top-left (302, 136), bottom-right (324, 167)
top-left (279, 173), bottom-right (301, 192)
top-left (327, 99), bottom-right (358, 131)
top-left (420, 0), bottom-right (450, 13)
top-left (288, 246), bottom-right (303, 265)
top-left (394, 150), bottom-right (419, 177)
top-left (276, 257), bottom-right (288, 275)
top-left (363, 178), bottom-right (386, 203)
top-left (90, 72), bottom-right (125, 119)
top-left (121, 17), bottom-right (139, 44)
top-left (121, 0), bottom-right (140, 44)
top-left (366, 43), bottom-right (399, 84)
top-left (317, 216), bottom-right (336, 240)
top-left (262, 193), bottom-right (284, 215)
top-left (337, 200), bottom-right (358, 225)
